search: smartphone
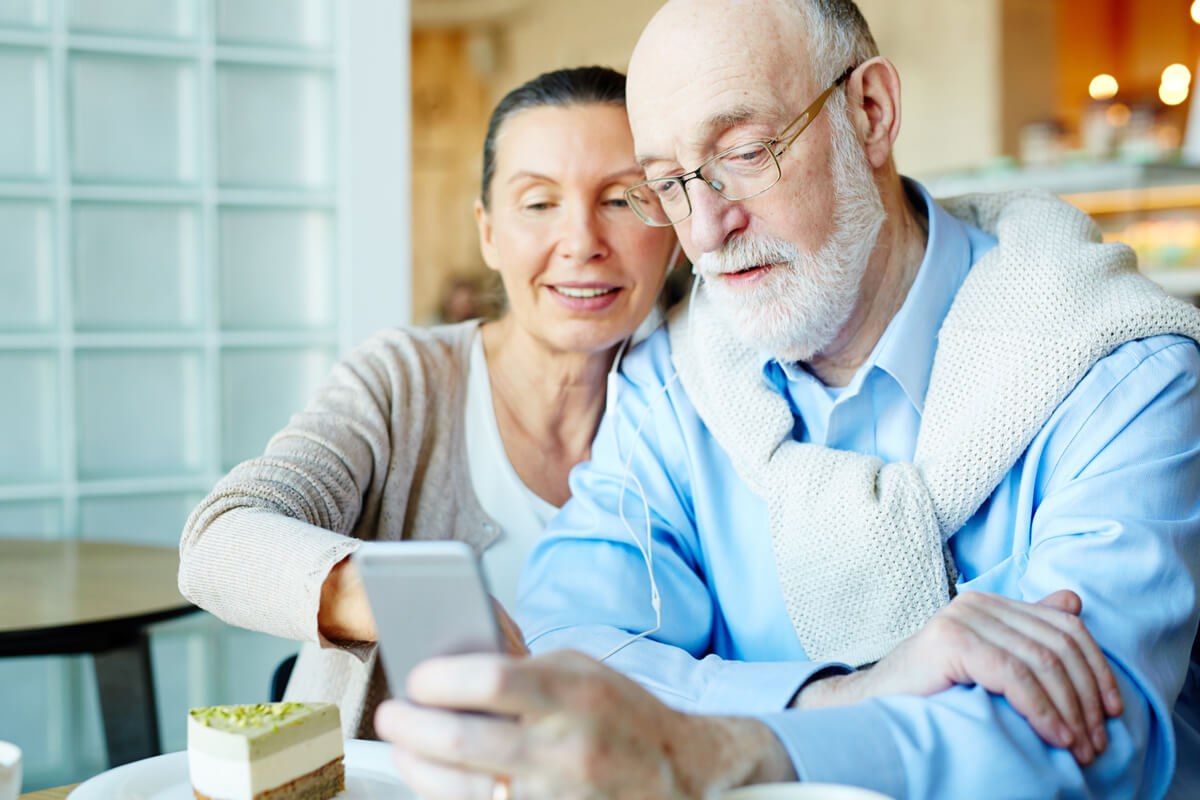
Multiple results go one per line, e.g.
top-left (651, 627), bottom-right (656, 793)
top-left (352, 540), bottom-right (503, 698)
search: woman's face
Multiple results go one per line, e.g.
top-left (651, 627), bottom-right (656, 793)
top-left (476, 103), bottom-right (677, 355)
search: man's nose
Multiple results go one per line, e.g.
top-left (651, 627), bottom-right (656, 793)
top-left (685, 181), bottom-right (746, 255)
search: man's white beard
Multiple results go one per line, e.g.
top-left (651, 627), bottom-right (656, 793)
top-left (695, 105), bottom-right (887, 363)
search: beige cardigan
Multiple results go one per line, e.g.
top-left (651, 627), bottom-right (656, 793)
top-left (178, 320), bottom-right (500, 738)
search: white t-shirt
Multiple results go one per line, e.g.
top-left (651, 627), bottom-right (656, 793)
top-left (464, 332), bottom-right (559, 610)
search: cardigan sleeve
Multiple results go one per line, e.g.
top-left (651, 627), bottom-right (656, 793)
top-left (178, 329), bottom-right (441, 644)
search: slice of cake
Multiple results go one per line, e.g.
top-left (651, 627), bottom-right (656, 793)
top-left (187, 702), bottom-right (344, 800)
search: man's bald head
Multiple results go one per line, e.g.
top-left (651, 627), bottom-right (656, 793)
top-left (628, 0), bottom-right (877, 127)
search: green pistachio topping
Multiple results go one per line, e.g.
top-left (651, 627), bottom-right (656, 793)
top-left (188, 702), bottom-right (313, 731)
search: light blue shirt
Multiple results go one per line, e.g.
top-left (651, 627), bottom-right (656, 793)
top-left (517, 182), bottom-right (1200, 799)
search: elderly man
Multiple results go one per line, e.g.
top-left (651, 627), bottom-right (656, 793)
top-left (377, 1), bottom-right (1200, 797)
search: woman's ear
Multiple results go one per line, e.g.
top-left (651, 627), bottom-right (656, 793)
top-left (474, 197), bottom-right (500, 271)
top-left (847, 56), bottom-right (902, 170)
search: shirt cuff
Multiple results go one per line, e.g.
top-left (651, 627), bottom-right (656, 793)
top-left (696, 659), bottom-right (853, 715)
top-left (758, 702), bottom-right (904, 797)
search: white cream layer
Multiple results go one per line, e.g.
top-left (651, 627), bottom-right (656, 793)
top-left (188, 727), bottom-right (342, 800)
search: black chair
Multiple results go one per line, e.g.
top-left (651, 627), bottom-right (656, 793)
top-left (270, 653), bottom-right (298, 703)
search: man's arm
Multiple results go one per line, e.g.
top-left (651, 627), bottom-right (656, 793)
top-left (755, 337), bottom-right (1200, 799)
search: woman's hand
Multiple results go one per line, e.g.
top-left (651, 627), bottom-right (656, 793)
top-left (375, 650), bottom-right (794, 799)
top-left (490, 597), bottom-right (529, 657)
top-left (793, 590), bottom-right (1124, 765)
top-left (317, 556), bottom-right (377, 642)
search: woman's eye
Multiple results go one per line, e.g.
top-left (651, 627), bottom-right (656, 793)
top-left (604, 197), bottom-right (630, 208)
top-left (523, 201), bottom-right (554, 211)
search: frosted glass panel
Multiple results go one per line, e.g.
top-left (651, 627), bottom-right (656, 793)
top-left (75, 350), bottom-right (204, 479)
top-left (74, 658), bottom-right (108, 778)
top-left (0, 658), bottom-right (67, 784)
top-left (221, 347), bottom-right (334, 469)
top-left (0, 351), bottom-right (59, 484)
top-left (0, 501), bottom-right (62, 537)
top-left (70, 55), bottom-right (198, 184)
top-left (0, 201), bottom-right (54, 330)
top-left (217, 66), bottom-right (332, 188)
top-left (220, 626), bottom-right (299, 703)
top-left (0, 49), bottom-right (50, 178)
top-left (0, 0), bottom-right (48, 27)
top-left (68, 0), bottom-right (197, 39)
top-left (219, 208), bottom-right (334, 329)
top-left (152, 622), bottom-right (215, 752)
top-left (73, 203), bottom-right (200, 330)
top-left (215, 0), bottom-right (331, 50)
top-left (79, 491), bottom-right (201, 545)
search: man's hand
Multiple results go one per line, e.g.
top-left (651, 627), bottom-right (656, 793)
top-left (793, 590), bottom-right (1123, 765)
top-left (376, 650), bottom-right (794, 799)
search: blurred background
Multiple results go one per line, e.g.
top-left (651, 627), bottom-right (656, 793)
top-left (2, 0), bottom-right (1199, 790)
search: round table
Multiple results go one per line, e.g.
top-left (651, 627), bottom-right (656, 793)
top-left (0, 540), bottom-right (199, 768)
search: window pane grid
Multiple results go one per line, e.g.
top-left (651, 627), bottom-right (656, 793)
top-left (0, 1), bottom-right (342, 786)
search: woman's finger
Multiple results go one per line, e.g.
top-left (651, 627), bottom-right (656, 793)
top-left (491, 597), bottom-right (530, 657)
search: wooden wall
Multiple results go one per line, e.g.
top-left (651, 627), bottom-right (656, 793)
top-left (409, 0), bottom-right (1200, 318)
top-left (410, 29), bottom-right (491, 325)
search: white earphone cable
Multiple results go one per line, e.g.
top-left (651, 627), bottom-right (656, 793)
top-left (599, 267), bottom-right (701, 662)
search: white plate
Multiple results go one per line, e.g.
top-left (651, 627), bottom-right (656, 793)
top-left (723, 783), bottom-right (894, 800)
top-left (68, 739), bottom-right (414, 799)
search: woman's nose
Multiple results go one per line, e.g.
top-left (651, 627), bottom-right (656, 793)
top-left (559, 206), bottom-right (608, 264)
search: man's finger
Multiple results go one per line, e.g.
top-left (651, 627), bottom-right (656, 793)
top-left (1037, 589), bottom-right (1081, 616)
top-left (945, 616), bottom-right (1087, 756)
top-left (967, 604), bottom-right (1102, 763)
top-left (974, 593), bottom-right (1121, 742)
top-left (390, 745), bottom-right (502, 800)
top-left (968, 592), bottom-right (1123, 719)
top-left (376, 698), bottom-right (527, 773)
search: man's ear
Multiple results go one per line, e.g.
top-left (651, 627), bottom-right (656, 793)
top-left (474, 197), bottom-right (500, 272)
top-left (847, 56), bottom-right (902, 170)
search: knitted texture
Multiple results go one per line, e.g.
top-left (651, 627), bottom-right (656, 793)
top-left (178, 321), bottom-right (498, 737)
top-left (668, 190), bottom-right (1200, 667)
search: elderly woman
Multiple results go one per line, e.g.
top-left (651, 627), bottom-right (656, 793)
top-left (177, 66), bottom-right (679, 738)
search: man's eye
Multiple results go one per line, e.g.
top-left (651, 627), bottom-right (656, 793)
top-left (605, 198), bottom-right (630, 208)
top-left (651, 179), bottom-right (681, 199)
top-left (724, 145), bottom-right (770, 167)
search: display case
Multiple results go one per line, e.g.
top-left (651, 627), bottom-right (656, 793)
top-left (922, 162), bottom-right (1200, 301)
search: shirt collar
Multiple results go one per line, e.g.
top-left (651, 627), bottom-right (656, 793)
top-left (760, 178), bottom-right (982, 415)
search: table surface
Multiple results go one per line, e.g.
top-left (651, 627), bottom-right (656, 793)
top-left (20, 784), bottom-right (77, 799)
top-left (0, 540), bottom-right (192, 638)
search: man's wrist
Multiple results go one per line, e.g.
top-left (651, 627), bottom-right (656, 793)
top-left (674, 714), bottom-right (798, 794)
top-left (790, 670), bottom-right (863, 709)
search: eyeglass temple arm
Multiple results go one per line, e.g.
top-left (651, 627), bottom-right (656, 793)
top-left (773, 65), bottom-right (858, 156)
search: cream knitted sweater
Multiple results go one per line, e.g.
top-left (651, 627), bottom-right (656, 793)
top-left (669, 190), bottom-right (1200, 667)
top-left (178, 321), bottom-right (498, 738)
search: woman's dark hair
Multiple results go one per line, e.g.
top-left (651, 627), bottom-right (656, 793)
top-left (480, 66), bottom-right (627, 209)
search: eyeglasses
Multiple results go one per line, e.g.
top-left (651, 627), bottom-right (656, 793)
top-left (624, 66), bottom-right (857, 227)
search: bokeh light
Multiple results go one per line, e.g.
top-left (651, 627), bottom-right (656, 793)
top-left (1162, 63), bottom-right (1192, 91)
top-left (1160, 84), bottom-right (1189, 106)
top-left (1088, 74), bottom-right (1119, 100)
top-left (1105, 102), bottom-right (1131, 126)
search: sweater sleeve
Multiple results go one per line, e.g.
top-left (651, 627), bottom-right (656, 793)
top-left (178, 330), bottom-right (431, 644)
